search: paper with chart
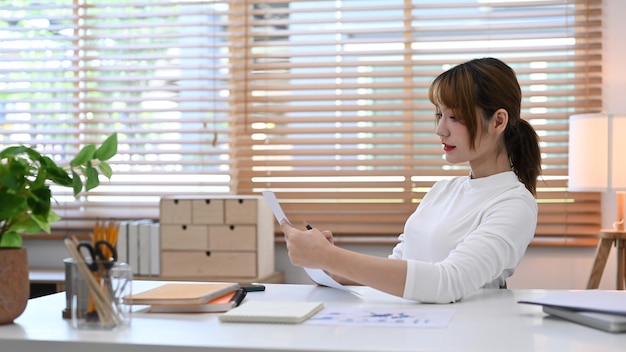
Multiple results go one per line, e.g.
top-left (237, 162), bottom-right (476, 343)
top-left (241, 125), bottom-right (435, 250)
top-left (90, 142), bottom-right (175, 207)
top-left (305, 307), bottom-right (455, 328)
top-left (261, 191), bottom-right (357, 294)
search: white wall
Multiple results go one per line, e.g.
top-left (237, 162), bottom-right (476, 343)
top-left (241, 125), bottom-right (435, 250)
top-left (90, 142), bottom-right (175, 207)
top-left (24, 0), bottom-right (625, 291)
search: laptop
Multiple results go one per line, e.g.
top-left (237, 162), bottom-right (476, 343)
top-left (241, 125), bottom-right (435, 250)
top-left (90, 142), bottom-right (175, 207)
top-left (543, 305), bottom-right (626, 333)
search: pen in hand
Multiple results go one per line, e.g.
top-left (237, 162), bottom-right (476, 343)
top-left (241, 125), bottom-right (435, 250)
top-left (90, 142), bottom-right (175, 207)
top-left (304, 222), bottom-right (335, 246)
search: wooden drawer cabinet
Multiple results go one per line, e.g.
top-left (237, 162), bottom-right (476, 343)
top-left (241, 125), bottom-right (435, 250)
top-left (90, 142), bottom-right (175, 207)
top-left (209, 225), bottom-right (256, 251)
top-left (160, 224), bottom-right (207, 250)
top-left (191, 199), bottom-right (224, 224)
top-left (160, 251), bottom-right (258, 277)
top-left (159, 195), bottom-right (274, 279)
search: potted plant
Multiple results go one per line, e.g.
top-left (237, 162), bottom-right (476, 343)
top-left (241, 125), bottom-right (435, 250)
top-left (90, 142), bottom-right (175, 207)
top-left (0, 133), bottom-right (118, 324)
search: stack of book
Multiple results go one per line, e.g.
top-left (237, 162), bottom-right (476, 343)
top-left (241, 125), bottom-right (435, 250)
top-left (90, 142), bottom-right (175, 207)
top-left (117, 219), bottom-right (160, 277)
top-left (125, 282), bottom-right (244, 313)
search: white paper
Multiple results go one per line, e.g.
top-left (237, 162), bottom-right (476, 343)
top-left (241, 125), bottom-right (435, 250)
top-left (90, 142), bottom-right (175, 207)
top-left (306, 307), bottom-right (456, 328)
top-left (262, 190), bottom-right (290, 225)
top-left (261, 191), bottom-right (357, 293)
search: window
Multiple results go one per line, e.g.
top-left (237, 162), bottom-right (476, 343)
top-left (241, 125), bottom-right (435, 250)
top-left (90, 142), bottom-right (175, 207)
top-left (0, 0), bottom-right (602, 245)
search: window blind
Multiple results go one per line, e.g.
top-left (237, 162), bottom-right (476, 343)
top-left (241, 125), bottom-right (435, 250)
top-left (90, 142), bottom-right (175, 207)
top-left (232, 0), bottom-right (603, 245)
top-left (0, 0), bottom-right (602, 245)
top-left (1, 0), bottom-right (233, 232)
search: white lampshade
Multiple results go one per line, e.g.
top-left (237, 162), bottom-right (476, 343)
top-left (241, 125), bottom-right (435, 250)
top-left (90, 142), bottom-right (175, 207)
top-left (568, 113), bottom-right (626, 192)
top-left (568, 113), bottom-right (626, 230)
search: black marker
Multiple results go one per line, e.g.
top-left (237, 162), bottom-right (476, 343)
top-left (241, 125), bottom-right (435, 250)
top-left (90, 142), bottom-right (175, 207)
top-left (230, 288), bottom-right (247, 307)
top-left (241, 284), bottom-right (266, 292)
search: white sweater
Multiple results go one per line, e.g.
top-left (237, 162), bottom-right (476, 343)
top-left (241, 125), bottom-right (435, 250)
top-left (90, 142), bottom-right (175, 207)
top-left (389, 171), bottom-right (537, 303)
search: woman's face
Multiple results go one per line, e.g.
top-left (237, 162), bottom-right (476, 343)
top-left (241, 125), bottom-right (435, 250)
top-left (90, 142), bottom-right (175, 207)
top-left (435, 105), bottom-right (472, 164)
top-left (435, 104), bottom-right (507, 177)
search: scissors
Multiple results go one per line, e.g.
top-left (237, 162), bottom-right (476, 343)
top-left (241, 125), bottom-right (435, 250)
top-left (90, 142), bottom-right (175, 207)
top-left (76, 239), bottom-right (119, 317)
top-left (76, 240), bottom-right (118, 274)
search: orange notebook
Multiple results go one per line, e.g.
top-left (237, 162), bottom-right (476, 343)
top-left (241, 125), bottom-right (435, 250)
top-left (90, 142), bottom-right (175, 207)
top-left (149, 288), bottom-right (246, 313)
top-left (124, 282), bottom-right (239, 305)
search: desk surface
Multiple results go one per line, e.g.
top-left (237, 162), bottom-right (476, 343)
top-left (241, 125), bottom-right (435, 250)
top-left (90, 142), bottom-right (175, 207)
top-left (2, 282), bottom-right (625, 352)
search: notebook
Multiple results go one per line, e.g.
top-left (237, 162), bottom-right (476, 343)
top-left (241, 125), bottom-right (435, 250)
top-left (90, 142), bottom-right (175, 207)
top-left (124, 282), bottom-right (239, 305)
top-left (218, 301), bottom-right (324, 324)
top-left (543, 305), bottom-right (626, 333)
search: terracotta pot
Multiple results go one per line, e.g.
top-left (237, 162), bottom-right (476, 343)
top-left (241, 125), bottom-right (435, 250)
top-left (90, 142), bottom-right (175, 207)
top-left (0, 248), bottom-right (29, 325)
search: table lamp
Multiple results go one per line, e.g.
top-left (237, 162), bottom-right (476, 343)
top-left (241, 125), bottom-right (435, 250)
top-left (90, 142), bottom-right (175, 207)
top-left (568, 113), bottom-right (626, 231)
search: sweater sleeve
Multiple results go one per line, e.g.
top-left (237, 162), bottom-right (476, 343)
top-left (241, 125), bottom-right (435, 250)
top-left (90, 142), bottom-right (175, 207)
top-left (388, 233), bottom-right (405, 259)
top-left (402, 193), bottom-right (537, 303)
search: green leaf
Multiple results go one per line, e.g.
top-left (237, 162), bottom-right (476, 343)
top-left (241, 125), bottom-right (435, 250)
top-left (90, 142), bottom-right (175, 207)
top-left (0, 231), bottom-right (23, 248)
top-left (72, 170), bottom-right (82, 196)
top-left (0, 165), bottom-right (20, 193)
top-left (97, 161), bottom-right (113, 179)
top-left (0, 146), bottom-right (25, 159)
top-left (0, 145), bottom-right (40, 161)
top-left (30, 165), bottom-right (47, 190)
top-left (31, 213), bottom-right (51, 233)
top-left (7, 157), bottom-right (30, 184)
top-left (70, 144), bottom-right (96, 167)
top-left (94, 133), bottom-right (118, 161)
top-left (41, 156), bottom-right (72, 186)
top-left (22, 146), bottom-right (44, 162)
top-left (10, 216), bottom-right (43, 234)
top-left (85, 164), bottom-right (100, 191)
top-left (48, 209), bottom-right (62, 223)
top-left (27, 186), bottom-right (52, 217)
top-left (0, 190), bottom-right (27, 219)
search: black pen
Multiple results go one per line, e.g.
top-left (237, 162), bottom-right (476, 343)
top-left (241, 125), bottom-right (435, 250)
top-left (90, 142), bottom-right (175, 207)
top-left (230, 288), bottom-right (247, 307)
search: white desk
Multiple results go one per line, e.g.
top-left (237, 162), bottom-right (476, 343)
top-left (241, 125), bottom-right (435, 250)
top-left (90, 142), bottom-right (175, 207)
top-left (2, 282), bottom-right (624, 352)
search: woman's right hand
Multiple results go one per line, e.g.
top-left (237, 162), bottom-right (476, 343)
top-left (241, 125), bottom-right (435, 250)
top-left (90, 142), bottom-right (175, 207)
top-left (281, 221), bottom-right (333, 269)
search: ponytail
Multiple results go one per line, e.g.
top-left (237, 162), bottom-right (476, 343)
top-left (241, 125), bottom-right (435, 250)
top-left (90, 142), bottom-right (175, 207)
top-left (505, 118), bottom-right (541, 196)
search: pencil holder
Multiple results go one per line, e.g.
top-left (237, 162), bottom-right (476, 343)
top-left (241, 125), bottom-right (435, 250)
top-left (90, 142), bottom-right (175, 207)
top-left (63, 257), bottom-right (86, 319)
top-left (68, 260), bottom-right (133, 330)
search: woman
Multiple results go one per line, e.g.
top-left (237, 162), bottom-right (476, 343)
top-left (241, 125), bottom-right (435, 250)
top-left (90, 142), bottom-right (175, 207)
top-left (281, 57), bottom-right (541, 303)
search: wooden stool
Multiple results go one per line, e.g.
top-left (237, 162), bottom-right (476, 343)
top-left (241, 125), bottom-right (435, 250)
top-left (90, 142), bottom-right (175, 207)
top-left (587, 229), bottom-right (626, 290)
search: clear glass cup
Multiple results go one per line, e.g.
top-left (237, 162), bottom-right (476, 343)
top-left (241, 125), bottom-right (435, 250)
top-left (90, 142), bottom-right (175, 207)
top-left (68, 260), bottom-right (133, 330)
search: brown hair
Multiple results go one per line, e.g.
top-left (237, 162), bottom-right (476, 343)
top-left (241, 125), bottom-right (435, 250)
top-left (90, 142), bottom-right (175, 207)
top-left (428, 57), bottom-right (541, 196)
